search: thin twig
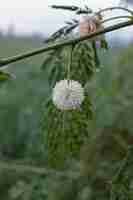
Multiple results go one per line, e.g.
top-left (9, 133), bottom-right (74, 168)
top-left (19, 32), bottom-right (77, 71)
top-left (0, 160), bottom-right (78, 179)
top-left (111, 146), bottom-right (133, 184)
top-left (102, 15), bottom-right (133, 24)
top-left (51, 5), bottom-right (133, 15)
top-left (108, 146), bottom-right (133, 199)
top-left (0, 20), bottom-right (133, 67)
top-left (97, 6), bottom-right (133, 16)
top-left (51, 5), bottom-right (92, 14)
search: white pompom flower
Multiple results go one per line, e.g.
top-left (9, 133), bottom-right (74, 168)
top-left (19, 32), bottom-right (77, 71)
top-left (52, 79), bottom-right (85, 110)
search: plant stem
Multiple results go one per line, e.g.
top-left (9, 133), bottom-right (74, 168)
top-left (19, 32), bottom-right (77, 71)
top-left (111, 146), bottom-right (133, 184)
top-left (51, 5), bottom-right (133, 15)
top-left (97, 6), bottom-right (133, 16)
top-left (0, 19), bottom-right (133, 67)
top-left (0, 160), bottom-right (78, 179)
top-left (102, 15), bottom-right (133, 24)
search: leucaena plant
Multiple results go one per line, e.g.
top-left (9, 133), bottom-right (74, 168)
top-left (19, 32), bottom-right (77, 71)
top-left (0, 3), bottom-right (132, 171)
top-left (40, 5), bottom-right (133, 168)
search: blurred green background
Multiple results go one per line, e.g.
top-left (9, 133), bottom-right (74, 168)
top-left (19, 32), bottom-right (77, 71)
top-left (0, 33), bottom-right (133, 199)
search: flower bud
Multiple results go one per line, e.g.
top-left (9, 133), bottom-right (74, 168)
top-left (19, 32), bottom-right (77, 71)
top-left (79, 14), bottom-right (104, 41)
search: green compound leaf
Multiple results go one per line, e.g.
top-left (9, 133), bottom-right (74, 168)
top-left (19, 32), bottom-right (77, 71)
top-left (42, 96), bottom-right (93, 169)
top-left (71, 41), bottom-right (96, 84)
top-left (41, 40), bottom-right (96, 88)
top-left (100, 39), bottom-right (109, 50)
top-left (0, 71), bottom-right (12, 82)
top-left (41, 39), bottom-right (98, 168)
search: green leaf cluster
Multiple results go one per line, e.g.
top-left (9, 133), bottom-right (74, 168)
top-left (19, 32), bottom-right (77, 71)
top-left (41, 40), bottom-right (97, 168)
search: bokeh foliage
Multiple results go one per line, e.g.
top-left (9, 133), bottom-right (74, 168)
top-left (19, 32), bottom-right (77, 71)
top-left (0, 32), bottom-right (133, 200)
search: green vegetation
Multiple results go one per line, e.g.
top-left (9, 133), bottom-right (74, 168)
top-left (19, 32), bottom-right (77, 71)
top-left (0, 34), bottom-right (133, 199)
top-left (0, 35), bottom-right (48, 161)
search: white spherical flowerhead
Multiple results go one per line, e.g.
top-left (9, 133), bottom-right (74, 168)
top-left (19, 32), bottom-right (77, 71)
top-left (52, 79), bottom-right (85, 110)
